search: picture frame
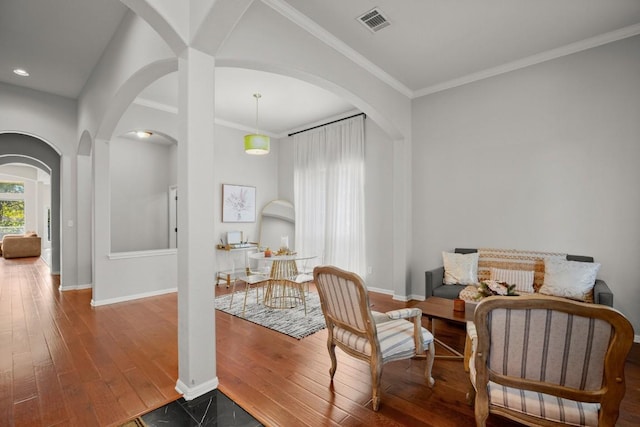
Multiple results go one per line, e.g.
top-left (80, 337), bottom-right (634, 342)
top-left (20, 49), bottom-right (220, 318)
top-left (222, 184), bottom-right (256, 223)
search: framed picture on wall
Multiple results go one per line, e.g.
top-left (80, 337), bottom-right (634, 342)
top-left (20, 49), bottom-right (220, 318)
top-left (222, 184), bottom-right (256, 223)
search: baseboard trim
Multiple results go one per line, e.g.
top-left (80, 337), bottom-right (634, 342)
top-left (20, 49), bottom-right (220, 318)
top-left (59, 283), bottom-right (92, 291)
top-left (91, 287), bottom-right (177, 307)
top-left (175, 377), bottom-right (219, 401)
top-left (635, 334), bottom-right (640, 343)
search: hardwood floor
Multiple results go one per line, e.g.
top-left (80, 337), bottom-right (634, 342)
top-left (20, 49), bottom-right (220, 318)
top-left (1, 256), bottom-right (639, 426)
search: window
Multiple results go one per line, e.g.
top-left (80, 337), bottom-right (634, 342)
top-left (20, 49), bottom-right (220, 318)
top-left (0, 181), bottom-right (25, 238)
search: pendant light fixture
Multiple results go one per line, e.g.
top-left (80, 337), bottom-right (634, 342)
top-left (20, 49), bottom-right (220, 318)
top-left (244, 93), bottom-right (270, 155)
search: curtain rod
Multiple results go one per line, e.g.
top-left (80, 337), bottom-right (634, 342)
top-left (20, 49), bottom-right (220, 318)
top-left (288, 112), bottom-right (366, 137)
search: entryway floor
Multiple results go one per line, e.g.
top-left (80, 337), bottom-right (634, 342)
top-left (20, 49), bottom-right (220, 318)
top-left (141, 389), bottom-right (262, 427)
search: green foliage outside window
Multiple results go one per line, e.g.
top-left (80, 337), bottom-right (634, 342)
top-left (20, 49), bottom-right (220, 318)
top-left (0, 200), bottom-right (25, 226)
top-left (0, 182), bottom-right (24, 193)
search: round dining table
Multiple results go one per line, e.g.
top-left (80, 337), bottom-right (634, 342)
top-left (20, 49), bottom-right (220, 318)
top-left (248, 252), bottom-right (317, 312)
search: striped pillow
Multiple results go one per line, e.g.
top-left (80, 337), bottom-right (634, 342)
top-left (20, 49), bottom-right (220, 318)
top-left (490, 267), bottom-right (534, 293)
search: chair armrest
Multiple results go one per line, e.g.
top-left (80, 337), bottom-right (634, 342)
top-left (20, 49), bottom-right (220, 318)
top-left (385, 308), bottom-right (422, 320)
top-left (593, 279), bottom-right (613, 307)
top-left (425, 266), bottom-right (445, 297)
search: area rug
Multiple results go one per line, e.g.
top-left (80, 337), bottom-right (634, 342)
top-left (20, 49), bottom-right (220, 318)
top-left (214, 290), bottom-right (326, 339)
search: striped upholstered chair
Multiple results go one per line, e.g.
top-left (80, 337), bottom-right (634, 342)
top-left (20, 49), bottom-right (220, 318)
top-left (469, 295), bottom-right (633, 426)
top-left (313, 265), bottom-right (435, 411)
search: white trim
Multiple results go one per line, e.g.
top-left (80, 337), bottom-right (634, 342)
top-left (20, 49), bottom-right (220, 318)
top-left (415, 23), bottom-right (640, 97)
top-left (132, 97), bottom-right (281, 138)
top-left (108, 248), bottom-right (177, 260)
top-left (408, 294), bottom-right (426, 302)
top-left (90, 287), bottom-right (177, 307)
top-left (59, 283), bottom-right (92, 291)
top-left (134, 97), bottom-right (178, 114)
top-left (261, 0), bottom-right (413, 98)
top-left (367, 286), bottom-right (393, 296)
top-left (175, 377), bottom-right (219, 401)
top-left (635, 334), bottom-right (640, 344)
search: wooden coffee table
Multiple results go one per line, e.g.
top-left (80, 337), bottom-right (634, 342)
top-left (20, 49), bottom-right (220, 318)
top-left (413, 297), bottom-right (475, 364)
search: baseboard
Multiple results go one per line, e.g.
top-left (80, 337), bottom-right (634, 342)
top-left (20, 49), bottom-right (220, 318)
top-left (175, 377), bottom-right (219, 401)
top-left (59, 283), bottom-right (92, 291)
top-left (91, 287), bottom-right (177, 307)
top-left (635, 334), bottom-right (640, 343)
top-left (408, 294), bottom-right (426, 301)
top-left (368, 286), bottom-right (393, 296)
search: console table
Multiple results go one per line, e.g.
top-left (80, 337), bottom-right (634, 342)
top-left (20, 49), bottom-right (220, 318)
top-left (215, 244), bottom-right (259, 287)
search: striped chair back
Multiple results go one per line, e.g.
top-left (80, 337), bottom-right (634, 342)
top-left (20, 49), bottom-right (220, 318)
top-left (473, 295), bottom-right (634, 426)
top-left (487, 307), bottom-right (611, 390)
top-left (313, 265), bottom-right (374, 336)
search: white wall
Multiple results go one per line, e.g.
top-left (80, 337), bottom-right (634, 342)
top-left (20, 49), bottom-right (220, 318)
top-left (0, 82), bottom-right (77, 281)
top-left (412, 35), bottom-right (640, 334)
top-left (110, 136), bottom-right (174, 251)
top-left (213, 124), bottom-right (279, 246)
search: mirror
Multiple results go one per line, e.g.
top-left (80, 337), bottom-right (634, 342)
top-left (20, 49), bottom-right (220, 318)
top-left (259, 199), bottom-right (294, 251)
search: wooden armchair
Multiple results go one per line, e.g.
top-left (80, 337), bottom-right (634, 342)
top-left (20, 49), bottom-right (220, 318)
top-left (469, 295), bottom-right (633, 426)
top-left (313, 265), bottom-right (435, 411)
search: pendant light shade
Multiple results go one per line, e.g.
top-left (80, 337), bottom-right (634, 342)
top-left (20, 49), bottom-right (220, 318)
top-left (244, 134), bottom-right (270, 154)
top-left (245, 93), bottom-right (270, 155)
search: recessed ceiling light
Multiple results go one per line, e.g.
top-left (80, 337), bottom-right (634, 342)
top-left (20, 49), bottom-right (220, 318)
top-left (135, 130), bottom-right (153, 138)
top-left (13, 68), bottom-right (30, 77)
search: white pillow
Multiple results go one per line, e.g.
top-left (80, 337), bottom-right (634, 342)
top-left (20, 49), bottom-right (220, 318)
top-left (442, 252), bottom-right (479, 285)
top-left (490, 267), bottom-right (534, 293)
top-left (539, 259), bottom-right (600, 302)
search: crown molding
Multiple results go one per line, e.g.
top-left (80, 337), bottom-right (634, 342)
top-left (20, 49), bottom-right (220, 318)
top-left (415, 23), bottom-right (640, 98)
top-left (261, 0), bottom-right (413, 98)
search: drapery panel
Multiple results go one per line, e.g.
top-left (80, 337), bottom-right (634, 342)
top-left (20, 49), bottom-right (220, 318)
top-left (293, 115), bottom-right (366, 278)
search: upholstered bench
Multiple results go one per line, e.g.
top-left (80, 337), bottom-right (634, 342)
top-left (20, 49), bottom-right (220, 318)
top-left (425, 248), bottom-right (613, 306)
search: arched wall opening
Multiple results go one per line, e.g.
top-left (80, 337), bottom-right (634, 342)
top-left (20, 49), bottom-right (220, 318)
top-left (0, 133), bottom-right (61, 273)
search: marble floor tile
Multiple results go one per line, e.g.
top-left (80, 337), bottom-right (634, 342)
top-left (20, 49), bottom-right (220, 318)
top-left (142, 389), bottom-right (262, 427)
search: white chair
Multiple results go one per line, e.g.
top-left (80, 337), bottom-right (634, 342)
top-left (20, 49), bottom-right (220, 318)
top-left (229, 251), bottom-right (270, 316)
top-left (313, 265), bottom-right (435, 411)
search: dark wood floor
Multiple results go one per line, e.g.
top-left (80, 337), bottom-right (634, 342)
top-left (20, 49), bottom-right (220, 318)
top-left (1, 256), bottom-right (639, 426)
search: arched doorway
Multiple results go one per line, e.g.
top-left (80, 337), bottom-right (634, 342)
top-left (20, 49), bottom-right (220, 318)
top-left (0, 133), bottom-right (61, 273)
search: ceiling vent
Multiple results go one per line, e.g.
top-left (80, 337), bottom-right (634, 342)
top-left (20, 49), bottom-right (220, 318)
top-left (357, 8), bottom-right (390, 33)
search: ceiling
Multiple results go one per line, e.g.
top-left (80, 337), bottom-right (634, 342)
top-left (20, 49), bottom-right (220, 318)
top-left (2, 0), bottom-right (640, 136)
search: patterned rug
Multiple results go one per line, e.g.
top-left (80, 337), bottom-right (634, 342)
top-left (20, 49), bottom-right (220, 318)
top-left (214, 289), bottom-right (326, 339)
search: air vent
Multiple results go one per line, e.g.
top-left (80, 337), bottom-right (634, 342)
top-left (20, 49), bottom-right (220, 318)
top-left (357, 8), bottom-right (390, 33)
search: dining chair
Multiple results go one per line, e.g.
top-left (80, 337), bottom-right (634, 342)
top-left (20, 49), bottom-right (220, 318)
top-left (229, 250), bottom-right (270, 316)
top-left (469, 294), bottom-right (634, 426)
top-left (313, 265), bottom-right (435, 411)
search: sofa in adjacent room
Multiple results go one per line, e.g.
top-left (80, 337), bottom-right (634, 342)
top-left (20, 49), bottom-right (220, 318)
top-left (425, 247), bottom-right (613, 306)
top-left (0, 232), bottom-right (42, 259)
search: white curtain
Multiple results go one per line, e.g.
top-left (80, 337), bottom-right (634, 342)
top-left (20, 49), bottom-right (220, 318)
top-left (293, 115), bottom-right (366, 278)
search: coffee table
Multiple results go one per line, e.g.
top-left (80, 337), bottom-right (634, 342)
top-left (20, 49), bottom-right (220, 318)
top-left (413, 297), bottom-right (475, 364)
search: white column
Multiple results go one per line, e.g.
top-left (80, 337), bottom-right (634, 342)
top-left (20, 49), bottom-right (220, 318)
top-left (174, 47), bottom-right (218, 399)
top-left (90, 138), bottom-right (111, 300)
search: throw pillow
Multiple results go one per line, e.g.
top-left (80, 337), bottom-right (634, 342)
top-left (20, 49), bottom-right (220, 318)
top-left (490, 267), bottom-right (534, 293)
top-left (442, 252), bottom-right (479, 285)
top-left (539, 259), bottom-right (600, 302)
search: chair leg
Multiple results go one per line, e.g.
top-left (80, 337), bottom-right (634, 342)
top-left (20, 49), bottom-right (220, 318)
top-left (424, 340), bottom-right (435, 387)
top-left (229, 278), bottom-right (238, 309)
top-left (371, 360), bottom-right (382, 411)
top-left (328, 341), bottom-right (337, 379)
top-left (241, 281), bottom-right (252, 317)
top-left (298, 282), bottom-right (307, 315)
